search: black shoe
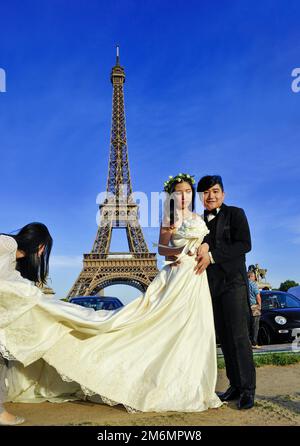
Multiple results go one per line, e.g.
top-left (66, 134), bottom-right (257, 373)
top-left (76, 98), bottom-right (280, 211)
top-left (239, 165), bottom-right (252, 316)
top-left (217, 386), bottom-right (240, 402)
top-left (237, 392), bottom-right (255, 410)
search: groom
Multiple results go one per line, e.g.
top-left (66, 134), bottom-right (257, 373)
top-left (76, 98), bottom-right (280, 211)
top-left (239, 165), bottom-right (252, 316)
top-left (195, 175), bottom-right (256, 410)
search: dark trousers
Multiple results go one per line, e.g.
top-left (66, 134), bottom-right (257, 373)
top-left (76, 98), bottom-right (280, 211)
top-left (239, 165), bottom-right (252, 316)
top-left (210, 272), bottom-right (256, 393)
top-left (250, 316), bottom-right (260, 345)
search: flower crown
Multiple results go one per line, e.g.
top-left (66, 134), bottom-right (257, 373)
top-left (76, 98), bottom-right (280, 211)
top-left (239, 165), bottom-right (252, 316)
top-left (163, 173), bottom-right (196, 194)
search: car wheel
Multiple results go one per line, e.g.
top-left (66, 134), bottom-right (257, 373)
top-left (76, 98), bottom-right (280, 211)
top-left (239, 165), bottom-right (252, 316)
top-left (258, 325), bottom-right (271, 345)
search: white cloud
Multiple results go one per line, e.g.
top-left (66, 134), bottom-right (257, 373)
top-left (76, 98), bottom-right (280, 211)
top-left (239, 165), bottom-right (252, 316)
top-left (286, 217), bottom-right (300, 245)
top-left (292, 236), bottom-right (300, 245)
top-left (50, 255), bottom-right (82, 268)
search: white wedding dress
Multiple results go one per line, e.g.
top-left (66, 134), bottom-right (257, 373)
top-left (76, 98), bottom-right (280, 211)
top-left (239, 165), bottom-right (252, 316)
top-left (0, 214), bottom-right (222, 413)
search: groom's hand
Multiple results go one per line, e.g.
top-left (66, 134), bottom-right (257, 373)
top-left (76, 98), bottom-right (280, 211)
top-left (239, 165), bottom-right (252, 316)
top-left (196, 243), bottom-right (209, 260)
top-left (194, 252), bottom-right (211, 275)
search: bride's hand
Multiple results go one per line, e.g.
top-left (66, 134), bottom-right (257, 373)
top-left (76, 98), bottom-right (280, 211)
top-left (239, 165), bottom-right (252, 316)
top-left (166, 255), bottom-right (181, 266)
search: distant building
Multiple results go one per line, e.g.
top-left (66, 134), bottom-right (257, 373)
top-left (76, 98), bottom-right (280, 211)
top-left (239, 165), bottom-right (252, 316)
top-left (248, 264), bottom-right (272, 290)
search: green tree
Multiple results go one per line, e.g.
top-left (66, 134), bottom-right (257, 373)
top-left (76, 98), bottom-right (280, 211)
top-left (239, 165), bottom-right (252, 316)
top-left (279, 280), bottom-right (299, 292)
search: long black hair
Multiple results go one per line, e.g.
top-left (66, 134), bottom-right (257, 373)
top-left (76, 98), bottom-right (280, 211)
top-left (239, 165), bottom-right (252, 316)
top-left (3, 222), bottom-right (53, 284)
top-left (165, 176), bottom-right (196, 227)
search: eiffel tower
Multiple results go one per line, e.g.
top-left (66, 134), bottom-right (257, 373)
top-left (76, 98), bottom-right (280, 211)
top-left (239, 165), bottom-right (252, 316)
top-left (67, 47), bottom-right (158, 298)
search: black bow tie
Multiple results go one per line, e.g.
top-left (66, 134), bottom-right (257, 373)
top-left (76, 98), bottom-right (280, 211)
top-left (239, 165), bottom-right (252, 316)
top-left (204, 208), bottom-right (218, 218)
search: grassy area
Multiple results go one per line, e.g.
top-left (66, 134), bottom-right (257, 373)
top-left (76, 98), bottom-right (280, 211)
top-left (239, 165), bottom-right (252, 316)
top-left (217, 352), bottom-right (300, 369)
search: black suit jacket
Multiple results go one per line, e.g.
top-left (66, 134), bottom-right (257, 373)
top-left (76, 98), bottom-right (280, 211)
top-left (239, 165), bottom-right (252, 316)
top-left (203, 203), bottom-right (251, 284)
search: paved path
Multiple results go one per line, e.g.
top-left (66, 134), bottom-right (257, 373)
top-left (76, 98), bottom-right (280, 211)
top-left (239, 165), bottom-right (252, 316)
top-left (217, 343), bottom-right (299, 356)
top-left (6, 364), bottom-right (300, 426)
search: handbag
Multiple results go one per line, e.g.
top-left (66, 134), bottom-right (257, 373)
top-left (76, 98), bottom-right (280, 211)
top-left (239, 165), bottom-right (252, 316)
top-left (251, 304), bottom-right (261, 317)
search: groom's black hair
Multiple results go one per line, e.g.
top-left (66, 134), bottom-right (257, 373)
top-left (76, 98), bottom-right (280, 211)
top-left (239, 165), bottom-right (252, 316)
top-left (197, 175), bottom-right (224, 192)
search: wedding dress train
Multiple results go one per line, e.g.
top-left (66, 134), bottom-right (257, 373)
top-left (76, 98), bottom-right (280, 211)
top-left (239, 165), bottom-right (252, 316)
top-left (0, 215), bottom-right (222, 413)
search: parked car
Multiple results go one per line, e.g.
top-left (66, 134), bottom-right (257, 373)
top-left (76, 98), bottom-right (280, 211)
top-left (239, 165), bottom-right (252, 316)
top-left (69, 296), bottom-right (124, 311)
top-left (258, 290), bottom-right (300, 345)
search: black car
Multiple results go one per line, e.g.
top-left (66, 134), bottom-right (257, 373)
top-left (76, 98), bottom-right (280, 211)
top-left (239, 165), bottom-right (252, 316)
top-left (69, 296), bottom-right (124, 311)
top-left (258, 290), bottom-right (300, 345)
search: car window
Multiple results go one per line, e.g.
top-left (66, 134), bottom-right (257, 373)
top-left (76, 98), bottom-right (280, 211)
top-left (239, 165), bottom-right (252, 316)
top-left (71, 297), bottom-right (123, 311)
top-left (262, 293), bottom-right (300, 309)
top-left (287, 295), bottom-right (300, 307)
top-left (262, 296), bottom-right (280, 310)
top-left (81, 300), bottom-right (94, 308)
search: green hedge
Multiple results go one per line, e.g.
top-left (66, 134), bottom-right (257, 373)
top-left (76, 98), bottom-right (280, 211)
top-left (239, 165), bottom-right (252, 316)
top-left (217, 352), bottom-right (300, 369)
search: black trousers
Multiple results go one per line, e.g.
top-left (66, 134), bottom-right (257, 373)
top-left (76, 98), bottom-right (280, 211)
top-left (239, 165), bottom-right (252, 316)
top-left (209, 271), bottom-right (256, 393)
top-left (250, 316), bottom-right (261, 346)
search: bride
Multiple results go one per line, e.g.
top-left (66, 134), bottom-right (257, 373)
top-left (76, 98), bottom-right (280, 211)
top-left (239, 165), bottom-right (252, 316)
top-left (0, 173), bottom-right (222, 424)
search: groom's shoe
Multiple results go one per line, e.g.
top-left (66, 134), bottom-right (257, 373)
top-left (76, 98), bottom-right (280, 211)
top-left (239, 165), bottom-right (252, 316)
top-left (217, 386), bottom-right (240, 402)
top-left (237, 392), bottom-right (255, 410)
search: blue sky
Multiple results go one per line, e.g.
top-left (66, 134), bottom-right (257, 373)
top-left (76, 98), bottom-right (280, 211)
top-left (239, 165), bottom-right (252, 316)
top-left (0, 0), bottom-right (299, 302)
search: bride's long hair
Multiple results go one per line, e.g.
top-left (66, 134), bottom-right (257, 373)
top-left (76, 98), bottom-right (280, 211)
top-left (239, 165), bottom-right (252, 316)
top-left (164, 176), bottom-right (196, 227)
top-left (2, 222), bottom-right (53, 284)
